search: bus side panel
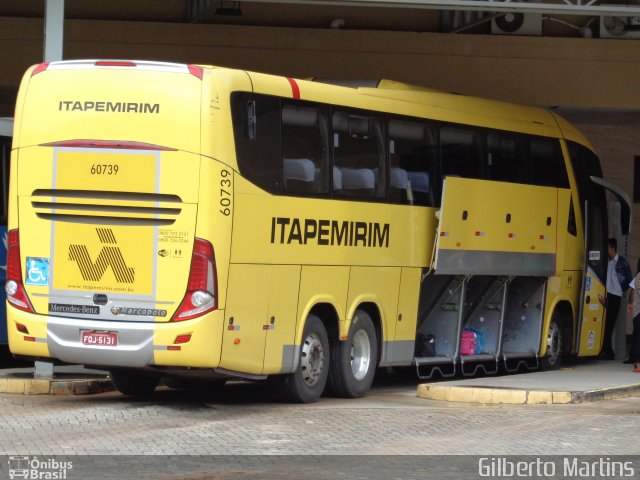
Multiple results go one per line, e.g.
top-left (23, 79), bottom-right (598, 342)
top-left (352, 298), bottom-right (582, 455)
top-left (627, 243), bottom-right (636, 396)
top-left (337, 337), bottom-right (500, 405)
top-left (346, 266), bottom-right (400, 365)
top-left (262, 265), bottom-right (301, 375)
top-left (196, 158), bottom-right (235, 311)
top-left (296, 265), bottom-right (349, 349)
top-left (220, 264), bottom-right (269, 374)
top-left (232, 177), bottom-right (433, 269)
top-left (577, 269), bottom-right (606, 356)
top-left (153, 310), bottom-right (225, 368)
top-left (389, 267), bottom-right (422, 366)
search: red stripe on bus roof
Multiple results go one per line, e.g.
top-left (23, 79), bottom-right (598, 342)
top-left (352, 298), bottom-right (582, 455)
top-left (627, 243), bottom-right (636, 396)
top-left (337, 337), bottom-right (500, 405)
top-left (286, 77), bottom-right (300, 99)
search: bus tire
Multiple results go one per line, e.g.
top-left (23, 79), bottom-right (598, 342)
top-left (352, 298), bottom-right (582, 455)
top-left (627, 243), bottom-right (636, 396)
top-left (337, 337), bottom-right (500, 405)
top-left (328, 309), bottom-right (378, 398)
top-left (279, 314), bottom-right (330, 403)
top-left (110, 369), bottom-right (159, 396)
top-left (541, 318), bottom-right (563, 370)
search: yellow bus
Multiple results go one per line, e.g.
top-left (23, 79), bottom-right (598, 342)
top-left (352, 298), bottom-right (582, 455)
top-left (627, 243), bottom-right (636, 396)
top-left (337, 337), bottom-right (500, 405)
top-left (7, 60), bottom-right (631, 402)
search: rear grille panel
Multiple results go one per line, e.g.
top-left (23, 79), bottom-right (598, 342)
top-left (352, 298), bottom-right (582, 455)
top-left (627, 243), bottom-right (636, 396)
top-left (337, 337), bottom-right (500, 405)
top-left (31, 189), bottom-right (183, 226)
top-left (35, 213), bottom-right (175, 226)
top-left (32, 189), bottom-right (182, 203)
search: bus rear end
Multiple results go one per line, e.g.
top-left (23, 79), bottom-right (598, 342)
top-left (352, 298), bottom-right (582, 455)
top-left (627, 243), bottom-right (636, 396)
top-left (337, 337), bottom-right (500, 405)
top-left (7, 61), bottom-right (227, 389)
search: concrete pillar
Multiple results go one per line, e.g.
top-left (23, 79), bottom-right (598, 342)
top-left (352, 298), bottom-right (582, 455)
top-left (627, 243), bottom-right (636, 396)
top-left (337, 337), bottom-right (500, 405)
top-left (0, 118), bottom-right (12, 137)
top-left (44, 0), bottom-right (64, 62)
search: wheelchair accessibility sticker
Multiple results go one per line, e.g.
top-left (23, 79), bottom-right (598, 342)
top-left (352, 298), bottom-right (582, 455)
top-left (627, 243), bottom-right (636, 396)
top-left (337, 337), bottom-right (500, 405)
top-left (26, 257), bottom-right (50, 286)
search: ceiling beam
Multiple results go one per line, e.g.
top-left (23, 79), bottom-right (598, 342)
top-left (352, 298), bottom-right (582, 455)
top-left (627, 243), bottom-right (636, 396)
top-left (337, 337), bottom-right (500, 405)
top-left (241, 0), bottom-right (640, 17)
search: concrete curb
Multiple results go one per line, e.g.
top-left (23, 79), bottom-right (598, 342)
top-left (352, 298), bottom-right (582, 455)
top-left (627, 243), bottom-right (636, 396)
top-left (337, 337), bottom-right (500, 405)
top-left (0, 377), bottom-right (114, 395)
top-left (416, 383), bottom-right (640, 405)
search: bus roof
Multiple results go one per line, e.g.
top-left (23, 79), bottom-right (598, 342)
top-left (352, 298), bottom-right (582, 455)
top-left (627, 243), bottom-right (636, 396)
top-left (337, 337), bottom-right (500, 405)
top-left (243, 69), bottom-right (568, 140)
top-left (14, 60), bottom-right (593, 152)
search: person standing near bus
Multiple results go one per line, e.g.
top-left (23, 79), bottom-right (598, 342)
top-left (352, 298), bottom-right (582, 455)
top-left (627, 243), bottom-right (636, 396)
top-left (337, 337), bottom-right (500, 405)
top-left (603, 238), bottom-right (633, 360)
top-left (625, 259), bottom-right (640, 372)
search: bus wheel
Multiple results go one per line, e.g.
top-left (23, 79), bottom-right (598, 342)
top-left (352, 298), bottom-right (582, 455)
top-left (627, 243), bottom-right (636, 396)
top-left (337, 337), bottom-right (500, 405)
top-left (541, 319), bottom-right (563, 370)
top-left (328, 309), bottom-right (378, 398)
top-left (280, 314), bottom-right (329, 403)
top-left (110, 370), bottom-right (159, 396)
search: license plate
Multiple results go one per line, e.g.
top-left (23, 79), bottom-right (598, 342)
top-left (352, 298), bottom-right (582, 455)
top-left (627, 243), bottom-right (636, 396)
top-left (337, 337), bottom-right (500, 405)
top-left (81, 330), bottom-right (118, 347)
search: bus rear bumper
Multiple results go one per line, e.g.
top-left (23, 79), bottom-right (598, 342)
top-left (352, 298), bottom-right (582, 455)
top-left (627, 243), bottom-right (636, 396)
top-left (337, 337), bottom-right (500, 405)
top-left (47, 318), bottom-right (155, 368)
top-left (7, 306), bottom-right (224, 369)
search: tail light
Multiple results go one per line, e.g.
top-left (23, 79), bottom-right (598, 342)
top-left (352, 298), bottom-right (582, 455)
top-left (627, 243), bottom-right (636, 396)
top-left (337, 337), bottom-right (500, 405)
top-left (172, 238), bottom-right (217, 321)
top-left (5, 229), bottom-right (35, 313)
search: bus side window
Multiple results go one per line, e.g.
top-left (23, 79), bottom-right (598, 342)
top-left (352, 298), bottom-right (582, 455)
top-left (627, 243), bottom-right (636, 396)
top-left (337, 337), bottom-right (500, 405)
top-left (332, 110), bottom-right (386, 199)
top-left (281, 103), bottom-right (330, 196)
top-left (389, 118), bottom-right (437, 206)
top-left (231, 92), bottom-right (282, 194)
top-left (486, 133), bottom-right (527, 184)
top-left (440, 127), bottom-right (482, 181)
top-left (529, 138), bottom-right (569, 188)
top-left (567, 141), bottom-right (606, 281)
top-left (567, 198), bottom-right (577, 236)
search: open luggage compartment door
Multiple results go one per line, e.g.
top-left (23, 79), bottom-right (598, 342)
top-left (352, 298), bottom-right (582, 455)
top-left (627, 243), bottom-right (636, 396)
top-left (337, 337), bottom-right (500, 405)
top-left (434, 177), bottom-right (559, 277)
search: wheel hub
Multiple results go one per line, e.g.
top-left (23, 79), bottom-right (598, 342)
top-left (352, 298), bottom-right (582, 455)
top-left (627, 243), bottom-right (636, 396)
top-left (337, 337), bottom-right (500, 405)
top-left (300, 332), bottom-right (325, 387)
top-left (350, 329), bottom-right (371, 381)
top-left (547, 322), bottom-right (561, 364)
